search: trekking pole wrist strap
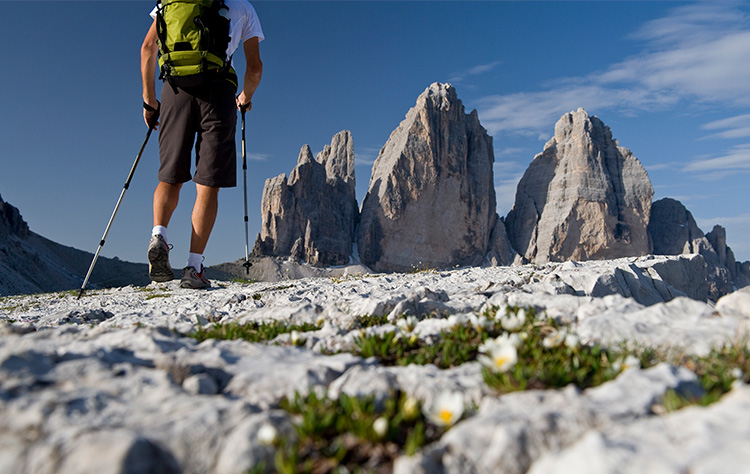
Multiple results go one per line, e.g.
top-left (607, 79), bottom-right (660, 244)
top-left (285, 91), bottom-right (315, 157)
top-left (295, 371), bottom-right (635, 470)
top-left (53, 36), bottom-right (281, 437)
top-left (143, 101), bottom-right (160, 113)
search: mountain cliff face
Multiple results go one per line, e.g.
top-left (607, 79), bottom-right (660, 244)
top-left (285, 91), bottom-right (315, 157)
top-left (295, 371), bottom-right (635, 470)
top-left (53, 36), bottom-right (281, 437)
top-left (506, 108), bottom-right (654, 264)
top-left (357, 82), bottom-right (509, 272)
top-left (0, 193), bottom-right (148, 296)
top-left (252, 131), bottom-right (358, 267)
top-left (253, 83), bottom-right (514, 272)
top-left (648, 198), bottom-right (731, 300)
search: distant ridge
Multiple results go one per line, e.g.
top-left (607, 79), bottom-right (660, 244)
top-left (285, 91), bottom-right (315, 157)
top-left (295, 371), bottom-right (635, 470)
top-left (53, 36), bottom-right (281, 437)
top-left (0, 193), bottom-right (149, 296)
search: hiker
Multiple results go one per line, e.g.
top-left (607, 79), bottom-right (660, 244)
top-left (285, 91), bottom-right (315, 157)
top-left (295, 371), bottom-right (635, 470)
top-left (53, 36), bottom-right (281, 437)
top-left (140, 0), bottom-right (263, 288)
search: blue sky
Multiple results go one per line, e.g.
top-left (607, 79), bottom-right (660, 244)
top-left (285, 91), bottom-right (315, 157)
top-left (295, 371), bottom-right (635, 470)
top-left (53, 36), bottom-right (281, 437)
top-left (1, 0), bottom-right (749, 267)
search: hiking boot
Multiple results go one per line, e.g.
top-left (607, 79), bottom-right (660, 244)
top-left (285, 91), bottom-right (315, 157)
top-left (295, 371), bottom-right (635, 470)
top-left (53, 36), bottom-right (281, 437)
top-left (147, 235), bottom-right (174, 282)
top-left (180, 265), bottom-right (211, 289)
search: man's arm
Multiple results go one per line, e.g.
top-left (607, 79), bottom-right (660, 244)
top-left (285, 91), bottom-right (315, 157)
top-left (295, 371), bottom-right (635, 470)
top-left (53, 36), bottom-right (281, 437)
top-left (141, 20), bottom-right (160, 128)
top-left (236, 37), bottom-right (263, 111)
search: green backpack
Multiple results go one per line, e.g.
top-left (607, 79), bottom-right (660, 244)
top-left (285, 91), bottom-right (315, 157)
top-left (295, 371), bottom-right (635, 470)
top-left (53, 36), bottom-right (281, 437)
top-left (155, 0), bottom-right (237, 90)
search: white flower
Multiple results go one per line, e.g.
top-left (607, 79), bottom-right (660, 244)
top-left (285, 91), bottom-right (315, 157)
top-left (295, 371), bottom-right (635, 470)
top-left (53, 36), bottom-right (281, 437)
top-left (500, 309), bottom-right (526, 332)
top-left (403, 396), bottom-right (420, 419)
top-left (290, 330), bottom-right (306, 346)
top-left (447, 313), bottom-right (469, 328)
top-left (396, 315), bottom-right (419, 333)
top-left (542, 329), bottom-right (566, 349)
top-left (479, 333), bottom-right (522, 354)
top-left (564, 333), bottom-right (581, 350)
top-left (423, 391), bottom-right (464, 427)
top-left (731, 367), bottom-right (744, 380)
top-left (478, 337), bottom-right (518, 373)
top-left (373, 416), bottom-right (389, 438)
top-left (257, 422), bottom-right (278, 445)
top-left (468, 313), bottom-right (490, 331)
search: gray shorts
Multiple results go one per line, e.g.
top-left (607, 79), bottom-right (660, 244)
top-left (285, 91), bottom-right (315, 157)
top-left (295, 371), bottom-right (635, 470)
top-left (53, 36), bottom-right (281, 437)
top-left (158, 81), bottom-right (237, 188)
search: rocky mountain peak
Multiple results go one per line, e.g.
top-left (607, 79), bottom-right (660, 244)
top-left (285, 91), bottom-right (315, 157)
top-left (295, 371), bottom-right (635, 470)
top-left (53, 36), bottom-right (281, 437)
top-left (357, 82), bottom-right (508, 272)
top-left (0, 193), bottom-right (30, 239)
top-left (253, 131), bottom-right (359, 267)
top-left (506, 109), bottom-right (653, 263)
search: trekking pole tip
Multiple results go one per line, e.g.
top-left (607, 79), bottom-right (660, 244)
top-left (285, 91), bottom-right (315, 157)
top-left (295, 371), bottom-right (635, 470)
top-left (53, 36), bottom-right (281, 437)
top-left (77, 288), bottom-right (85, 300)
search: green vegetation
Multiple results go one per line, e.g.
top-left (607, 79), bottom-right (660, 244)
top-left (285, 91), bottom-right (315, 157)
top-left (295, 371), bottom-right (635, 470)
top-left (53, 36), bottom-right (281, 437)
top-left (145, 293), bottom-right (171, 300)
top-left (190, 320), bottom-right (320, 344)
top-left (274, 391), bottom-right (439, 473)
top-left (230, 277), bottom-right (256, 284)
top-left (408, 262), bottom-right (439, 274)
top-left (352, 325), bottom-right (486, 369)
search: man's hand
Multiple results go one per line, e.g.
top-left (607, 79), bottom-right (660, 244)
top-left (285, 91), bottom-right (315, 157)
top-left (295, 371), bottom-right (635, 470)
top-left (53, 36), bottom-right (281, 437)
top-left (143, 100), bottom-right (160, 129)
top-left (236, 93), bottom-right (251, 112)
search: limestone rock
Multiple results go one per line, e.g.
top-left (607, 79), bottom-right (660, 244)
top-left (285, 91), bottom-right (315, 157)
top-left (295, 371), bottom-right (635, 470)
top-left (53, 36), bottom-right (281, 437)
top-left (357, 83), bottom-right (497, 272)
top-left (506, 108), bottom-right (654, 264)
top-left (706, 225), bottom-right (750, 289)
top-left (486, 216), bottom-right (517, 267)
top-left (253, 131), bottom-right (358, 266)
top-left (3, 258), bottom-right (750, 473)
top-left (648, 198), bottom-right (738, 300)
top-left (648, 198), bottom-right (712, 256)
top-left (528, 385), bottom-right (750, 474)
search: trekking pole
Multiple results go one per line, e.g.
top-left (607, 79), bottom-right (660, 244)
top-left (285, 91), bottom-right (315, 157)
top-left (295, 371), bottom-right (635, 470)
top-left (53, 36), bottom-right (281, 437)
top-left (77, 127), bottom-right (154, 299)
top-left (240, 104), bottom-right (252, 275)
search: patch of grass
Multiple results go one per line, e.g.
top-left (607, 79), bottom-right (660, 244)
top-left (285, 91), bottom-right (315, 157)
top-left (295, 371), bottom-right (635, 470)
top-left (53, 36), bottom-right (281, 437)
top-left (274, 391), bottom-right (440, 473)
top-left (191, 320), bottom-right (320, 344)
top-left (651, 341), bottom-right (750, 411)
top-left (230, 277), bottom-right (256, 284)
top-left (145, 293), bottom-right (171, 300)
top-left (352, 314), bottom-right (390, 329)
top-left (482, 329), bottom-right (617, 394)
top-left (353, 325), bottom-right (488, 369)
top-left (409, 262), bottom-right (438, 274)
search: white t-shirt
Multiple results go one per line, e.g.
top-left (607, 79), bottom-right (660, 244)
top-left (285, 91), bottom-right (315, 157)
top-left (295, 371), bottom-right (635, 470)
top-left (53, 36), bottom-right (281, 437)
top-left (150, 0), bottom-right (264, 61)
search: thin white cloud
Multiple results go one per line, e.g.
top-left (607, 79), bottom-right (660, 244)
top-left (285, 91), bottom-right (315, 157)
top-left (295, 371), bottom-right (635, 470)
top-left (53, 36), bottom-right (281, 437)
top-left (685, 144), bottom-right (750, 172)
top-left (495, 174), bottom-right (524, 216)
top-left (477, 2), bottom-right (750, 136)
top-left (477, 84), bottom-right (670, 136)
top-left (246, 152), bottom-right (271, 162)
top-left (495, 147), bottom-right (527, 157)
top-left (701, 114), bottom-right (750, 139)
top-left (645, 161), bottom-right (681, 171)
top-left (697, 213), bottom-right (750, 227)
top-left (354, 147), bottom-right (381, 167)
top-left (449, 61), bottom-right (502, 83)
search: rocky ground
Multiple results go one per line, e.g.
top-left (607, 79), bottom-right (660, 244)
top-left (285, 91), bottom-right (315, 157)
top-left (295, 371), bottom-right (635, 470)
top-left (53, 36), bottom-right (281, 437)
top-left (1, 255), bottom-right (750, 473)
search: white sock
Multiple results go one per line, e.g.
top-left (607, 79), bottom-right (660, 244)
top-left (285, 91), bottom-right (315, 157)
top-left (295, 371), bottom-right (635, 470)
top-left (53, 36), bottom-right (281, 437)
top-left (152, 225), bottom-right (168, 243)
top-left (187, 253), bottom-right (203, 272)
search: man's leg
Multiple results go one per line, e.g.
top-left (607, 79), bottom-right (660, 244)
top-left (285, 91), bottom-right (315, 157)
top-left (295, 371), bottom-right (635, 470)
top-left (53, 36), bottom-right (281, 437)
top-left (153, 181), bottom-right (182, 227)
top-left (190, 183), bottom-right (219, 256)
top-left (148, 181), bottom-right (183, 282)
top-left (179, 184), bottom-right (218, 289)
